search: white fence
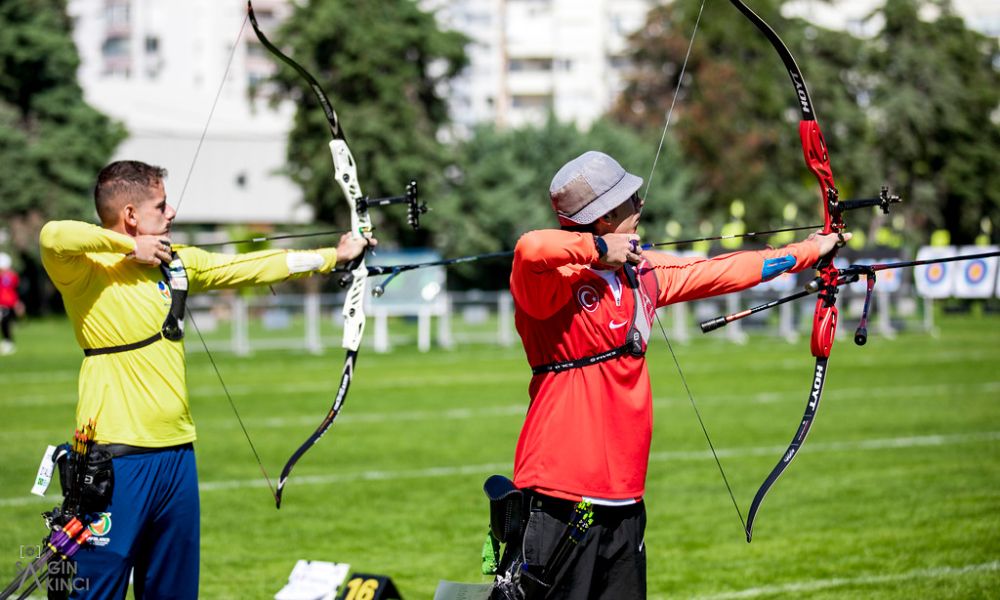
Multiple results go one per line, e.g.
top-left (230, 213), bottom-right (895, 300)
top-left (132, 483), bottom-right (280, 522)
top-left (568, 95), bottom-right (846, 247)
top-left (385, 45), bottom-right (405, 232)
top-left (185, 290), bottom-right (516, 355)
top-left (183, 246), bottom-right (998, 354)
top-left (185, 285), bottom-right (943, 355)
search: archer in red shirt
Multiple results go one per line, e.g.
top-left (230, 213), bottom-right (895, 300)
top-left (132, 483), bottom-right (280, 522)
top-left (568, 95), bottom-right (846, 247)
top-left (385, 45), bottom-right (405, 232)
top-left (500, 151), bottom-right (848, 599)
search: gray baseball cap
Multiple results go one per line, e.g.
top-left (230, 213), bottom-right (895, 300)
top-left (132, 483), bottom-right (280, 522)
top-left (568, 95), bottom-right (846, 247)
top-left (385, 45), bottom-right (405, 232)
top-left (549, 151), bottom-right (643, 225)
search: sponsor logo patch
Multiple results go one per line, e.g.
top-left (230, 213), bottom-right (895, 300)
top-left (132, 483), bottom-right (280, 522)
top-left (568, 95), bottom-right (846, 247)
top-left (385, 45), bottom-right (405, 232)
top-left (157, 281), bottom-right (171, 302)
top-left (86, 512), bottom-right (112, 547)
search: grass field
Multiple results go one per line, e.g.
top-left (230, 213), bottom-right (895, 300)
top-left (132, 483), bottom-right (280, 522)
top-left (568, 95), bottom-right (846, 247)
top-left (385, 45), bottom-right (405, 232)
top-left (1, 309), bottom-right (998, 599)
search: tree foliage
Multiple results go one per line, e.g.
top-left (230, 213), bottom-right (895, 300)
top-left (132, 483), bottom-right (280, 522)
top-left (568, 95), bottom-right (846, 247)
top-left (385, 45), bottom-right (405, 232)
top-left (868, 0), bottom-right (1000, 243)
top-left (612, 0), bottom-right (883, 233)
top-left (0, 0), bottom-right (125, 225)
top-left (261, 0), bottom-right (997, 281)
top-left (611, 0), bottom-right (999, 246)
top-left (261, 0), bottom-right (468, 247)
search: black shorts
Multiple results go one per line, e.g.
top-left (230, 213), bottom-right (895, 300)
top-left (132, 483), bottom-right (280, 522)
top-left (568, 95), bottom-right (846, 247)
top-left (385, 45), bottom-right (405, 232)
top-left (520, 492), bottom-right (646, 600)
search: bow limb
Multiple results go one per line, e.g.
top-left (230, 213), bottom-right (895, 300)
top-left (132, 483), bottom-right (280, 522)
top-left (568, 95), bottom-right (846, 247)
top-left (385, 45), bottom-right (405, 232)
top-left (728, 0), bottom-right (843, 542)
top-left (247, 1), bottom-right (372, 508)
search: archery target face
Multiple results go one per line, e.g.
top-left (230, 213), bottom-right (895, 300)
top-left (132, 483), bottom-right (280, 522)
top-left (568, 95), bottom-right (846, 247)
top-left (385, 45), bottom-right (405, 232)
top-left (953, 245), bottom-right (999, 298)
top-left (914, 247), bottom-right (957, 299)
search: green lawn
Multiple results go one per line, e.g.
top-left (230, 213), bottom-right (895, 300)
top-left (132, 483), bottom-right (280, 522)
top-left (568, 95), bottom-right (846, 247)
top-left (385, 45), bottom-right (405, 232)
top-left (1, 310), bottom-right (998, 598)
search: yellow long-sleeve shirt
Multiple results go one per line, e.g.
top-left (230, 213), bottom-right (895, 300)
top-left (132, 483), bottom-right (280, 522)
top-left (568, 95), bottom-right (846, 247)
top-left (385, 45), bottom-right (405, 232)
top-left (40, 220), bottom-right (340, 447)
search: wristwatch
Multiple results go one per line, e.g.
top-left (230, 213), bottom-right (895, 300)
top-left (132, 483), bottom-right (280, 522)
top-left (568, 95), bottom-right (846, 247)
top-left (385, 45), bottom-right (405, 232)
top-left (594, 235), bottom-right (608, 260)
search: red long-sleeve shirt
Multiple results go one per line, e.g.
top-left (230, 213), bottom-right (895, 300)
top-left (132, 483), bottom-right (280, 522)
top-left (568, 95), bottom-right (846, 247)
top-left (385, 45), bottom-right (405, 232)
top-left (0, 270), bottom-right (19, 308)
top-left (509, 229), bottom-right (821, 501)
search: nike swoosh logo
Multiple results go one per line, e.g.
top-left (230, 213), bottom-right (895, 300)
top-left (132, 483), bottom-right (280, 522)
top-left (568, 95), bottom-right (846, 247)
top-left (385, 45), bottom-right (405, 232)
top-left (609, 320), bottom-right (628, 329)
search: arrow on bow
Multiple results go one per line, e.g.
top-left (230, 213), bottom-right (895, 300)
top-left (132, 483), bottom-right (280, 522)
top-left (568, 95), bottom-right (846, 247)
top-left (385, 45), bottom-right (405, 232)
top-left (701, 249), bottom-right (1000, 341)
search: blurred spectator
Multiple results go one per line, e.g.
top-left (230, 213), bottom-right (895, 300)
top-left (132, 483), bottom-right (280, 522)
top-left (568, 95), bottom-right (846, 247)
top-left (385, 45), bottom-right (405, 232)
top-left (0, 252), bottom-right (24, 355)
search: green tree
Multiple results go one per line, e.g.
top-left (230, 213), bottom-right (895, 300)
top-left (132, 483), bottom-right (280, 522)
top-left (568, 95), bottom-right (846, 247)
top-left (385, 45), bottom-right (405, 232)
top-left (0, 0), bottom-right (124, 227)
top-left (259, 0), bottom-right (467, 247)
top-left (0, 0), bottom-right (124, 314)
top-left (868, 0), bottom-right (1000, 244)
top-left (612, 1), bottom-right (881, 234)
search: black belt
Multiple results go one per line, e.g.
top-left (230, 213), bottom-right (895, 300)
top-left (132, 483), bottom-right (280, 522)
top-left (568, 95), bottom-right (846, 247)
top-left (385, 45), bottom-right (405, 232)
top-left (95, 442), bottom-right (192, 458)
top-left (525, 490), bottom-right (644, 521)
top-left (83, 332), bottom-right (163, 357)
top-left (531, 344), bottom-right (642, 375)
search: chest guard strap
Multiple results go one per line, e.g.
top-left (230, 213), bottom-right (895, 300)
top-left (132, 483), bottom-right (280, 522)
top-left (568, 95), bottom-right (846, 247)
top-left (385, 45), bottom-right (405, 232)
top-left (83, 253), bottom-right (188, 357)
top-left (531, 264), bottom-right (656, 375)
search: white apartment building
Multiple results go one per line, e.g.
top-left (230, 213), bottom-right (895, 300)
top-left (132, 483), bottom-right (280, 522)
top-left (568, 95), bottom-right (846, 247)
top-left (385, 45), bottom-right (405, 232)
top-left (434, 0), bottom-right (999, 134)
top-left (432, 0), bottom-right (654, 133)
top-left (68, 0), bottom-right (309, 225)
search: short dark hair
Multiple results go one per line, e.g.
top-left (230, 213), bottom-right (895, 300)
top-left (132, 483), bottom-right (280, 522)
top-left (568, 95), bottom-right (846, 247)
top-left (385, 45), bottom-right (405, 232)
top-left (94, 161), bottom-right (168, 225)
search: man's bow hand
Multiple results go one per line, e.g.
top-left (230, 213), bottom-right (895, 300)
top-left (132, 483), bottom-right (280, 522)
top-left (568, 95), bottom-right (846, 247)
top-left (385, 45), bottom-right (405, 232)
top-left (808, 231), bottom-right (853, 259)
top-left (336, 232), bottom-right (378, 265)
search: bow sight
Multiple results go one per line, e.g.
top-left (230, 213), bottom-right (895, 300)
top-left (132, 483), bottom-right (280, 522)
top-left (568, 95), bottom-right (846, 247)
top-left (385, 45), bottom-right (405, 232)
top-left (830, 186), bottom-right (901, 221)
top-left (355, 180), bottom-right (428, 231)
top-left (336, 180), bottom-right (427, 290)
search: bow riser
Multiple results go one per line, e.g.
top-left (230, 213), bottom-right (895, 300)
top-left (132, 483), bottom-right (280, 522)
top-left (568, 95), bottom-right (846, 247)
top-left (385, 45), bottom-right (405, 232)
top-left (341, 275), bottom-right (368, 351)
top-left (330, 138), bottom-right (371, 352)
top-left (330, 139), bottom-right (367, 229)
top-left (799, 121), bottom-right (839, 233)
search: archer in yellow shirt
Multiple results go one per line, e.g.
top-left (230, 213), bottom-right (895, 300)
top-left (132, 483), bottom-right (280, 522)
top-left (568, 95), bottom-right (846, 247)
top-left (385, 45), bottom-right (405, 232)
top-left (39, 160), bottom-right (374, 599)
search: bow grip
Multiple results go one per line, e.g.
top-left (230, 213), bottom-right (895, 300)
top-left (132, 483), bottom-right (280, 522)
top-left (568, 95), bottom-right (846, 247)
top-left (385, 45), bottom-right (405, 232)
top-left (338, 255), bottom-right (362, 288)
top-left (810, 298), bottom-right (838, 358)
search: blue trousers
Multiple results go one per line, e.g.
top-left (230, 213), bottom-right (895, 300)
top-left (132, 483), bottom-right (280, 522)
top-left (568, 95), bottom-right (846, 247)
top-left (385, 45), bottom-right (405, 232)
top-left (71, 445), bottom-right (199, 599)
